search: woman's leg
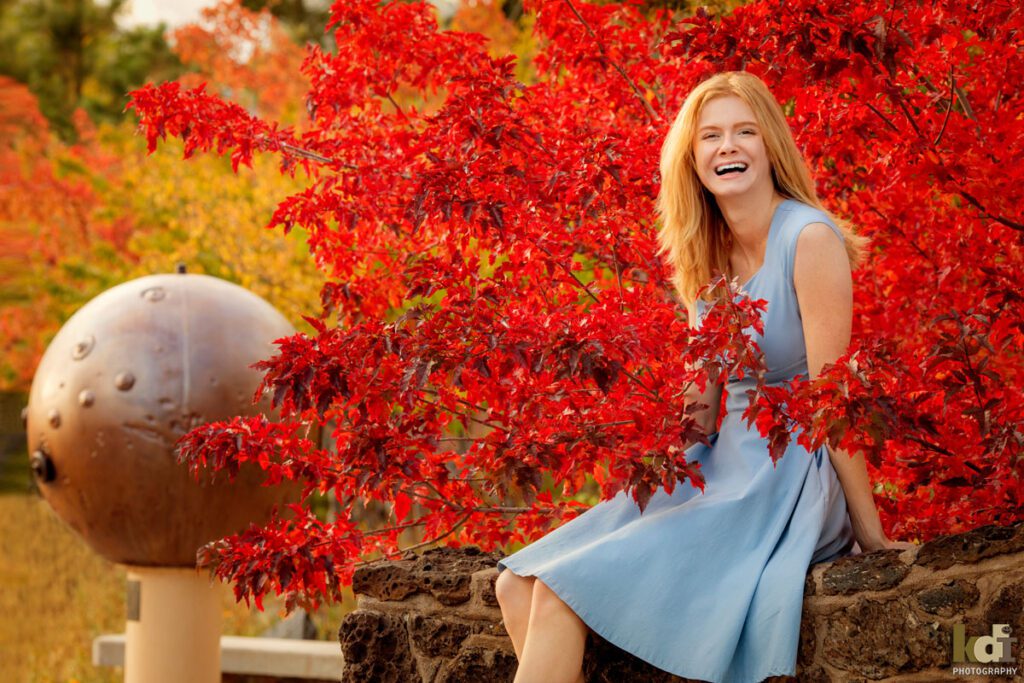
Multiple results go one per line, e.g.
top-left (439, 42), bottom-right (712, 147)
top-left (495, 569), bottom-right (536, 659)
top-left (513, 579), bottom-right (587, 683)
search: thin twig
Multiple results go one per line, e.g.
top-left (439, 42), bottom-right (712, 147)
top-left (531, 238), bottom-right (600, 303)
top-left (351, 512), bottom-right (472, 565)
top-left (866, 206), bottom-right (941, 274)
top-left (393, 512), bottom-right (472, 555)
top-left (420, 479), bottom-right (458, 508)
top-left (951, 82), bottom-right (976, 121)
top-left (619, 368), bottom-right (662, 402)
top-left (415, 395), bottom-right (508, 431)
top-left (863, 101), bottom-right (901, 133)
top-left (278, 142), bottom-right (355, 168)
top-left (891, 89), bottom-right (923, 137)
top-left (471, 505), bottom-right (550, 513)
top-left (612, 237), bottom-right (625, 313)
top-left (933, 66), bottom-right (955, 147)
top-left (956, 189), bottom-right (1024, 232)
top-left (956, 321), bottom-right (990, 436)
top-left (386, 93), bottom-right (414, 126)
top-left (902, 433), bottom-right (956, 458)
top-left (361, 520), bottom-right (428, 537)
top-left (421, 387), bottom-right (492, 418)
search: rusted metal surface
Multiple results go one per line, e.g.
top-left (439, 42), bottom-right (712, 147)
top-left (26, 273), bottom-right (303, 566)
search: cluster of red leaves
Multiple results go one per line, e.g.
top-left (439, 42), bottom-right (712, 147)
top-left (127, 0), bottom-right (1024, 610)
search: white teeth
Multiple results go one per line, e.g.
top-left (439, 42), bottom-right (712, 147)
top-left (715, 163), bottom-right (748, 176)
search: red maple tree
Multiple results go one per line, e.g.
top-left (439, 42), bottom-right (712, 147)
top-left (129, 0), bottom-right (1024, 610)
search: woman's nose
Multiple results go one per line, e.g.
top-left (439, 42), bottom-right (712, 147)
top-left (718, 133), bottom-right (739, 153)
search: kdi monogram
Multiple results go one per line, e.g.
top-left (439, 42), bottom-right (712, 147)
top-left (952, 624), bottom-right (1017, 664)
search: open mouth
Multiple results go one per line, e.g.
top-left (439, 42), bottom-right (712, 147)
top-left (714, 163), bottom-right (748, 177)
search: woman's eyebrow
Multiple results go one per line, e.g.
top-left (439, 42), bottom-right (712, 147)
top-left (698, 121), bottom-right (760, 132)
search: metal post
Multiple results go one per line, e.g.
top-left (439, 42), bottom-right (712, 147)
top-left (124, 566), bottom-right (222, 683)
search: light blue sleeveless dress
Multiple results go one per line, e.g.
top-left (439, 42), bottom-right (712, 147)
top-left (497, 198), bottom-right (861, 683)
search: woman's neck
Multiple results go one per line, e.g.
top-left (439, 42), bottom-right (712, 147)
top-left (718, 189), bottom-right (783, 266)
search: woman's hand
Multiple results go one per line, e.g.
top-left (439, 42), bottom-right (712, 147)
top-left (881, 539), bottom-right (916, 551)
top-left (858, 535), bottom-right (916, 552)
top-left (856, 528), bottom-right (921, 557)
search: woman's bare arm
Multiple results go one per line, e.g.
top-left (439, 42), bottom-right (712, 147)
top-left (793, 223), bottom-right (913, 552)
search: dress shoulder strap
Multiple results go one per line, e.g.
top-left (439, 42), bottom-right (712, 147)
top-left (775, 201), bottom-right (845, 286)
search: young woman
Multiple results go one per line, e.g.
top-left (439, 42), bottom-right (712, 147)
top-left (494, 71), bottom-right (914, 683)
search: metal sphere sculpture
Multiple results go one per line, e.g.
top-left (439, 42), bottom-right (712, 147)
top-left (25, 272), bottom-right (299, 567)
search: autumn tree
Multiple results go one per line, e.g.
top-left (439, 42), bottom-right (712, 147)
top-left (128, 0), bottom-right (1023, 611)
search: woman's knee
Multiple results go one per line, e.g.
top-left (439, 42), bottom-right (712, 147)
top-left (495, 569), bottom-right (534, 610)
top-left (530, 578), bottom-right (571, 617)
top-left (531, 580), bottom-right (591, 642)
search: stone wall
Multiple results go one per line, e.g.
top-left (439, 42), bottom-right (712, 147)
top-left (338, 522), bottom-right (1024, 682)
top-left (338, 546), bottom-right (516, 682)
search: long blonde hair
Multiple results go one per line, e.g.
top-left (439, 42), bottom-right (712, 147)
top-left (655, 71), bottom-right (868, 305)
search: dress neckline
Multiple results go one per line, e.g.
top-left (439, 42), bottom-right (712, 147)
top-left (733, 198), bottom-right (790, 290)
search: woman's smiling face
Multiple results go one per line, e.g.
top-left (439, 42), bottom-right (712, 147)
top-left (693, 95), bottom-right (774, 201)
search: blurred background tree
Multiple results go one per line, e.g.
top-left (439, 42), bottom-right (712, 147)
top-left (241, 0), bottom-right (334, 49)
top-left (0, 0), bottom-right (183, 141)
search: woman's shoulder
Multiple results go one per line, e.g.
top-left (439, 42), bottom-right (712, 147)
top-left (776, 199), bottom-right (846, 281)
top-left (779, 198), bottom-right (837, 230)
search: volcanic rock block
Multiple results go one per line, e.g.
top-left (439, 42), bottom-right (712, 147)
top-left (821, 548), bottom-right (911, 595)
top-left (913, 523), bottom-right (1024, 570)
top-left (338, 610), bottom-right (418, 683)
top-left (914, 579), bottom-right (980, 617)
top-left (432, 634), bottom-right (518, 683)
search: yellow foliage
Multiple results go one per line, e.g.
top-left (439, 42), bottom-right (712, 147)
top-left (97, 121), bottom-right (325, 328)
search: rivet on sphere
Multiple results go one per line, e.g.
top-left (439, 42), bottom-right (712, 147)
top-left (71, 335), bottom-right (95, 360)
top-left (115, 372), bottom-right (136, 391)
top-left (79, 390), bottom-right (95, 407)
top-left (47, 409), bottom-right (61, 428)
top-left (141, 286), bottom-right (165, 302)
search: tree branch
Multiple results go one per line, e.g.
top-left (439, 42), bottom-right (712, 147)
top-left (561, 0), bottom-right (660, 124)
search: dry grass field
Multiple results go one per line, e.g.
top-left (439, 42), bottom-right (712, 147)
top-left (0, 494), bottom-right (353, 683)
